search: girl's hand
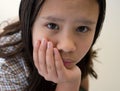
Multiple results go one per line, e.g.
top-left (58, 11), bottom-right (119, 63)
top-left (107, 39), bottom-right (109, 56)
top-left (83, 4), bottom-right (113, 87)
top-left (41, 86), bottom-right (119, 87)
top-left (33, 39), bottom-right (81, 88)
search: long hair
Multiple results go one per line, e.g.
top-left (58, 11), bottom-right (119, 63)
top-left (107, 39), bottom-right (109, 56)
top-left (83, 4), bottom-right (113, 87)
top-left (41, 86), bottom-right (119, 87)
top-left (0, 0), bottom-right (106, 91)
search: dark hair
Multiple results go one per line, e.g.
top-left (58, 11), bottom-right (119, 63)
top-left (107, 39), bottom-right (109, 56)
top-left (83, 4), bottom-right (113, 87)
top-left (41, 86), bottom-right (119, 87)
top-left (0, 0), bottom-right (106, 91)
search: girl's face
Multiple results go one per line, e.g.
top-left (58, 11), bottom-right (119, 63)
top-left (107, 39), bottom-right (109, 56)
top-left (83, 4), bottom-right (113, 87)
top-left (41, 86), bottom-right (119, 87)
top-left (32, 0), bottom-right (99, 69)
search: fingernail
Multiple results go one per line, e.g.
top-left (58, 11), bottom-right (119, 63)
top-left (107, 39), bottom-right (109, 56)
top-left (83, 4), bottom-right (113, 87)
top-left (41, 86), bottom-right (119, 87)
top-left (41, 39), bottom-right (46, 45)
top-left (48, 42), bottom-right (52, 48)
top-left (54, 48), bottom-right (58, 55)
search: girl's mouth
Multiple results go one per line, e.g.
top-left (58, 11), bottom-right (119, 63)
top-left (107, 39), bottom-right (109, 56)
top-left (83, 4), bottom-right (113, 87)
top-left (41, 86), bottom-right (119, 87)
top-left (63, 59), bottom-right (75, 68)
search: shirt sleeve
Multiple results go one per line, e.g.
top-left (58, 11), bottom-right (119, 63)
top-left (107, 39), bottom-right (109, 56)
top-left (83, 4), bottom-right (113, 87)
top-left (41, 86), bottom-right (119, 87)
top-left (0, 57), bottom-right (29, 91)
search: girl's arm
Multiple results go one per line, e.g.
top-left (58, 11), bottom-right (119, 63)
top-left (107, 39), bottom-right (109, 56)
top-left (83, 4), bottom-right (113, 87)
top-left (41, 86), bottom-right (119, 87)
top-left (55, 80), bottom-right (80, 91)
top-left (55, 76), bottom-right (89, 91)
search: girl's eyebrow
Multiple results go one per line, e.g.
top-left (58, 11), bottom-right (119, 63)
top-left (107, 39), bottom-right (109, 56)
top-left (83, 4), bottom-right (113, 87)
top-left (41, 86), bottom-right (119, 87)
top-left (76, 18), bottom-right (96, 25)
top-left (40, 16), bottom-right (96, 25)
top-left (40, 16), bottom-right (64, 22)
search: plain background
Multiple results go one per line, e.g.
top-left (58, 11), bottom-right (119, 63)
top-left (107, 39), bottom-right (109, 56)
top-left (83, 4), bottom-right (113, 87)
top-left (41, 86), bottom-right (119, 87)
top-left (0, 0), bottom-right (120, 91)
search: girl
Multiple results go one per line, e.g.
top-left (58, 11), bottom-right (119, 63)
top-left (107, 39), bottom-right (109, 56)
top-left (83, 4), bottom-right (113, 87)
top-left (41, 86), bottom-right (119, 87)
top-left (0, 0), bottom-right (106, 91)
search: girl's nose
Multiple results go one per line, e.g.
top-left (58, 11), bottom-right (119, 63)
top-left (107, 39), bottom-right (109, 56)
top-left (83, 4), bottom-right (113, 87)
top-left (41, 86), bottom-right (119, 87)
top-left (56, 37), bottom-right (76, 53)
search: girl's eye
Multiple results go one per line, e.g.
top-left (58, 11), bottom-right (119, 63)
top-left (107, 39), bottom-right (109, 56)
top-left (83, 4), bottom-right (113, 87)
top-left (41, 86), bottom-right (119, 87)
top-left (76, 26), bottom-right (89, 33)
top-left (46, 23), bottom-right (59, 30)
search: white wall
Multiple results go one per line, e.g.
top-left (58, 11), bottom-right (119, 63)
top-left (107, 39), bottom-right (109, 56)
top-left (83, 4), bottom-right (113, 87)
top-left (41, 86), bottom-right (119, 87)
top-left (90, 0), bottom-right (120, 91)
top-left (0, 0), bottom-right (120, 91)
top-left (0, 0), bottom-right (20, 22)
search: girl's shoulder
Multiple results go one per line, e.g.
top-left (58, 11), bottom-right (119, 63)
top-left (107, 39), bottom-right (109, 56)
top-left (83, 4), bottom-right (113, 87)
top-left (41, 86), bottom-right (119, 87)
top-left (0, 30), bottom-right (22, 55)
top-left (0, 54), bottom-right (30, 90)
top-left (0, 23), bottom-right (22, 58)
top-left (0, 30), bottom-right (21, 46)
top-left (0, 17), bottom-right (22, 58)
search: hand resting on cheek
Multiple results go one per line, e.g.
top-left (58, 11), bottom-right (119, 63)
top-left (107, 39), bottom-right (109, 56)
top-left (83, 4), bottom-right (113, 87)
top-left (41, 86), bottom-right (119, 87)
top-left (33, 38), bottom-right (81, 85)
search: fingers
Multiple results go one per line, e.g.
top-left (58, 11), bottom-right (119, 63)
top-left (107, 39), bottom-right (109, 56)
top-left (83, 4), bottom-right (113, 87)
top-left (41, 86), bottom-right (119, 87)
top-left (33, 39), bottom-right (58, 81)
top-left (33, 39), bottom-right (66, 83)
top-left (33, 39), bottom-right (81, 84)
top-left (54, 48), bottom-right (66, 79)
top-left (38, 39), bottom-right (48, 76)
top-left (45, 42), bottom-right (58, 82)
top-left (33, 40), bottom-right (40, 70)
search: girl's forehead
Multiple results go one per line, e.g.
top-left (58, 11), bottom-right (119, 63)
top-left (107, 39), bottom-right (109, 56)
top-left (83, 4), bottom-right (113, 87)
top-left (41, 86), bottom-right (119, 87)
top-left (37, 0), bottom-right (99, 21)
top-left (42, 0), bottom-right (98, 11)
top-left (44, 0), bottom-right (98, 6)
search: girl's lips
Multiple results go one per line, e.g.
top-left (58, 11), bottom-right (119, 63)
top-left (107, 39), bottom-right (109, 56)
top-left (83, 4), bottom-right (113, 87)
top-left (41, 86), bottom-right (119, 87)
top-left (63, 59), bottom-right (75, 68)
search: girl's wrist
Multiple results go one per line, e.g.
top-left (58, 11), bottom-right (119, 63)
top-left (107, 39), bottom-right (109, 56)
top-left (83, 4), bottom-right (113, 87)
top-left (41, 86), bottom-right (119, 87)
top-left (56, 80), bottom-right (81, 91)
